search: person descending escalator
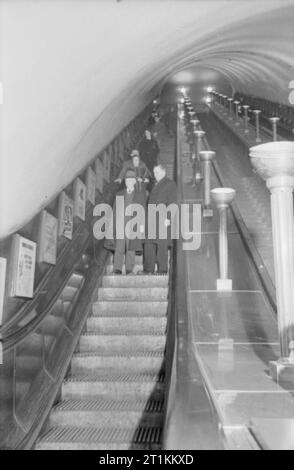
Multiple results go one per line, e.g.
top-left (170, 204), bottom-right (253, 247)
top-left (107, 169), bottom-right (146, 275)
top-left (139, 129), bottom-right (160, 174)
top-left (114, 148), bottom-right (151, 202)
top-left (140, 164), bottom-right (178, 275)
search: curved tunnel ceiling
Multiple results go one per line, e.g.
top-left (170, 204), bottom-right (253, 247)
top-left (1, 0), bottom-right (294, 238)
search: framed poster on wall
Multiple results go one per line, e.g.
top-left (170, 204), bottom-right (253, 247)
top-left (58, 191), bottom-right (74, 239)
top-left (119, 135), bottom-right (124, 161)
top-left (86, 166), bottom-right (96, 205)
top-left (0, 257), bottom-right (7, 324)
top-left (73, 177), bottom-right (86, 221)
top-left (37, 210), bottom-right (58, 264)
top-left (9, 235), bottom-right (36, 298)
top-left (103, 149), bottom-right (111, 182)
top-left (95, 157), bottom-right (104, 193)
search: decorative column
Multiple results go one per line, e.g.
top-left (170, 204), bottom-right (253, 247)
top-left (269, 117), bottom-right (280, 141)
top-left (194, 130), bottom-right (206, 181)
top-left (233, 101), bottom-right (240, 126)
top-left (199, 150), bottom-right (216, 217)
top-left (250, 141), bottom-right (294, 383)
top-left (223, 96), bottom-right (228, 115)
top-left (191, 119), bottom-right (199, 132)
top-left (211, 188), bottom-right (236, 291)
top-left (228, 98), bottom-right (234, 120)
top-left (253, 110), bottom-right (262, 142)
top-left (243, 105), bottom-right (250, 134)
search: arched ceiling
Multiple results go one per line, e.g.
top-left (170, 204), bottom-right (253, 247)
top-left (1, 0), bottom-right (294, 238)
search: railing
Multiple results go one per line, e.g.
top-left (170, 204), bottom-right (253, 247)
top-left (234, 92), bottom-right (294, 140)
top-left (163, 105), bottom-right (223, 450)
top-left (0, 103), bottom-right (152, 449)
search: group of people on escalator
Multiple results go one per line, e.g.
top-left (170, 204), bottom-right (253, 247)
top-left (105, 112), bottom-right (178, 276)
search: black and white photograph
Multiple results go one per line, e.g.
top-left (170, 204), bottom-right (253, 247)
top-left (1, 0), bottom-right (294, 457)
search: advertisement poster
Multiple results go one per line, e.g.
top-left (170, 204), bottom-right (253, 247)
top-left (37, 210), bottom-right (58, 264)
top-left (58, 191), bottom-right (74, 239)
top-left (9, 235), bottom-right (36, 298)
top-left (95, 158), bottom-right (104, 193)
top-left (103, 149), bottom-right (111, 182)
top-left (0, 257), bottom-right (7, 325)
top-left (73, 177), bottom-right (86, 221)
top-left (86, 166), bottom-right (96, 205)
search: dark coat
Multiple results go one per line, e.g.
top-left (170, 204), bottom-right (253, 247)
top-left (118, 159), bottom-right (151, 181)
top-left (139, 138), bottom-right (160, 173)
top-left (104, 188), bottom-right (146, 253)
top-left (146, 176), bottom-right (178, 245)
top-left (117, 159), bottom-right (151, 202)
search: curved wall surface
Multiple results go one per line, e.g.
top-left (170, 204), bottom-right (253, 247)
top-left (1, 0), bottom-right (294, 238)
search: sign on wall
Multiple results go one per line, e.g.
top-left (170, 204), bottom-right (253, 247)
top-left (95, 158), bottom-right (104, 193)
top-left (103, 150), bottom-right (111, 182)
top-left (86, 166), bottom-right (96, 205)
top-left (58, 191), bottom-right (74, 239)
top-left (119, 135), bottom-right (124, 161)
top-left (37, 210), bottom-right (58, 264)
top-left (73, 177), bottom-right (86, 221)
top-left (0, 257), bottom-right (7, 325)
top-left (9, 235), bottom-right (36, 298)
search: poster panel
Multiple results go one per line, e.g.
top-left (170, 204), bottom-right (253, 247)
top-left (58, 191), bottom-right (74, 239)
top-left (86, 166), bottom-right (96, 205)
top-left (9, 235), bottom-right (36, 298)
top-left (37, 210), bottom-right (58, 264)
top-left (95, 158), bottom-right (104, 193)
top-left (73, 177), bottom-right (86, 221)
top-left (103, 150), bottom-right (111, 182)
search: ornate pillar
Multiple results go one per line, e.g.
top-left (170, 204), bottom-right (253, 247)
top-left (228, 98), bottom-right (233, 120)
top-left (269, 117), bottom-right (280, 141)
top-left (211, 188), bottom-right (236, 291)
top-left (250, 141), bottom-right (294, 383)
top-left (253, 110), bottom-right (262, 142)
top-left (194, 130), bottom-right (206, 182)
top-left (233, 101), bottom-right (240, 126)
top-left (199, 150), bottom-right (216, 217)
top-left (243, 105), bottom-right (250, 134)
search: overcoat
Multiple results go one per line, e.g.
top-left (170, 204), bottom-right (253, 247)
top-left (145, 176), bottom-right (178, 246)
top-left (104, 188), bottom-right (146, 253)
top-left (139, 137), bottom-right (160, 173)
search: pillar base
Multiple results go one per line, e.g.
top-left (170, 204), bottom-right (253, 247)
top-left (269, 359), bottom-right (294, 384)
top-left (217, 278), bottom-right (232, 291)
top-left (203, 208), bottom-right (213, 218)
top-left (218, 338), bottom-right (234, 350)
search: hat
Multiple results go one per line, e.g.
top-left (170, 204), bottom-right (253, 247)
top-left (130, 149), bottom-right (140, 158)
top-left (125, 169), bottom-right (136, 179)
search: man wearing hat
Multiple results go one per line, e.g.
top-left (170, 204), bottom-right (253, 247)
top-left (109, 169), bottom-right (146, 275)
top-left (138, 130), bottom-right (160, 174)
top-left (115, 149), bottom-right (151, 199)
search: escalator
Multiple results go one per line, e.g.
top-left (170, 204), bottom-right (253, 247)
top-left (36, 259), bottom-right (168, 450)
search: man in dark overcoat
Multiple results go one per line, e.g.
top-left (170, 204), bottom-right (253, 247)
top-left (142, 164), bottom-right (178, 274)
top-left (139, 130), bottom-right (160, 174)
top-left (107, 169), bottom-right (146, 274)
